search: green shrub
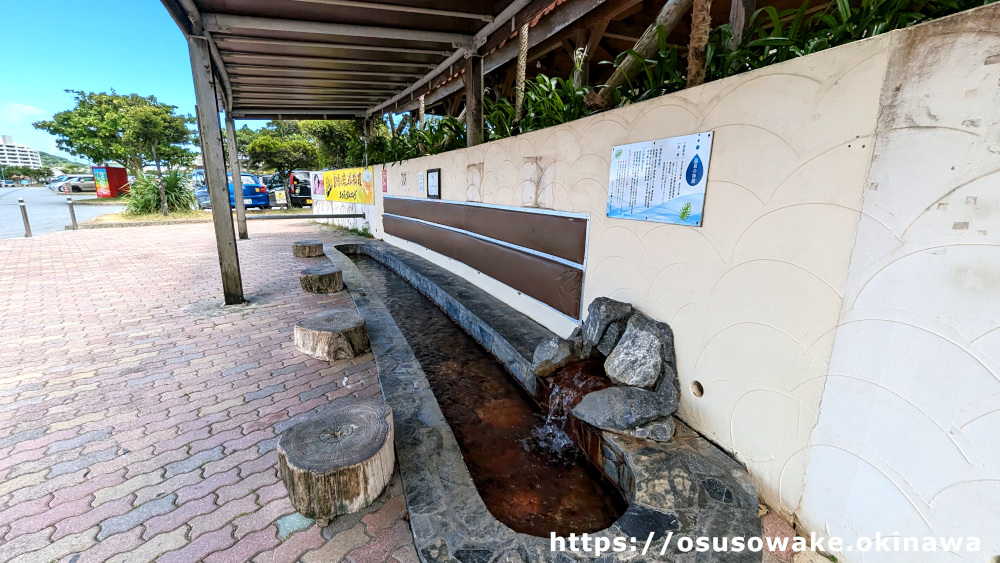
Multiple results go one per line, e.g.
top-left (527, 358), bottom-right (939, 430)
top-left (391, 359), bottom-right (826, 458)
top-left (124, 171), bottom-right (196, 215)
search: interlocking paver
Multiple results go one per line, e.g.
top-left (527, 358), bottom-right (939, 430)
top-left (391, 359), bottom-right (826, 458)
top-left (255, 525), bottom-right (326, 563)
top-left (163, 445), bottom-right (224, 479)
top-left (204, 524), bottom-right (280, 563)
top-left (92, 470), bottom-right (163, 507)
top-left (134, 468), bottom-right (203, 506)
top-left (142, 493), bottom-right (217, 540)
top-left (234, 496), bottom-right (297, 540)
top-left (6, 493), bottom-right (93, 540)
top-left (0, 223), bottom-right (417, 562)
top-left (52, 495), bottom-right (133, 541)
top-left (0, 527), bottom-right (54, 562)
top-left (346, 520), bottom-right (414, 563)
top-left (8, 525), bottom-right (98, 563)
top-left (159, 523), bottom-right (235, 563)
top-left (216, 467), bottom-right (279, 505)
top-left (73, 527), bottom-right (143, 563)
top-left (97, 493), bottom-right (177, 540)
top-left (108, 525), bottom-right (190, 563)
top-left (49, 447), bottom-right (118, 478)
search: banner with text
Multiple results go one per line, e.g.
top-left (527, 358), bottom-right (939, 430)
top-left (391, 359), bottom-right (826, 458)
top-left (607, 131), bottom-right (713, 226)
top-left (323, 166), bottom-right (374, 204)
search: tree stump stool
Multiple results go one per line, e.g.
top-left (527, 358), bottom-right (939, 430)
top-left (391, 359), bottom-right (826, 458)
top-left (294, 308), bottom-right (369, 361)
top-left (300, 266), bottom-right (344, 294)
top-left (277, 397), bottom-right (394, 526)
top-left (293, 240), bottom-right (325, 258)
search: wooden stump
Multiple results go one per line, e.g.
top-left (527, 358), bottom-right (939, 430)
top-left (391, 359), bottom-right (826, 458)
top-left (277, 397), bottom-right (395, 526)
top-left (293, 240), bottom-right (325, 258)
top-left (300, 266), bottom-right (344, 294)
top-left (295, 308), bottom-right (369, 361)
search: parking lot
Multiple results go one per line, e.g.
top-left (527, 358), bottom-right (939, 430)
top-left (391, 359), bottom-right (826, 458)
top-left (0, 188), bottom-right (123, 239)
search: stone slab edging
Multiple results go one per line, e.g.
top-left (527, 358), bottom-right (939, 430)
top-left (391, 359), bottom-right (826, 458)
top-left (326, 243), bottom-right (762, 562)
top-left (334, 241), bottom-right (554, 398)
top-left (72, 220), bottom-right (211, 229)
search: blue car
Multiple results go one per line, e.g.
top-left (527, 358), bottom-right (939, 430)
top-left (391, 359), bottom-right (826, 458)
top-left (191, 170), bottom-right (270, 210)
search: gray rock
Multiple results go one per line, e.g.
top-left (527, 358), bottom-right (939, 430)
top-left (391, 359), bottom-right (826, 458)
top-left (656, 363), bottom-right (681, 413)
top-left (596, 322), bottom-right (621, 357)
top-left (604, 313), bottom-right (675, 390)
top-left (581, 297), bottom-right (633, 357)
top-left (628, 417), bottom-right (676, 442)
top-left (572, 386), bottom-right (676, 431)
top-left (530, 337), bottom-right (576, 377)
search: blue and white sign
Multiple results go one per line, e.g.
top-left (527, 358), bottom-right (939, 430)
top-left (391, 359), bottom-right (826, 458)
top-left (607, 131), bottom-right (713, 226)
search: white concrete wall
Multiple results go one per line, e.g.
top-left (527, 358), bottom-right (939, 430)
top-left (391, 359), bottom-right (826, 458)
top-left (798, 7), bottom-right (1000, 561)
top-left (312, 198), bottom-right (374, 233)
top-left (374, 34), bottom-right (892, 517)
top-left (358, 4), bottom-right (1000, 557)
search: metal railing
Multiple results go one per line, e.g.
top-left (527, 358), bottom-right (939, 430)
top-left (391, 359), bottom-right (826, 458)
top-left (244, 213), bottom-right (365, 221)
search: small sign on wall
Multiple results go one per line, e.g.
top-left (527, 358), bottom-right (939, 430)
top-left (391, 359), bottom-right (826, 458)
top-left (607, 131), bottom-right (713, 226)
top-left (418, 171), bottom-right (425, 194)
top-left (400, 172), bottom-right (409, 193)
top-left (310, 172), bottom-right (325, 201)
top-left (427, 168), bottom-right (441, 199)
top-left (382, 169), bottom-right (388, 193)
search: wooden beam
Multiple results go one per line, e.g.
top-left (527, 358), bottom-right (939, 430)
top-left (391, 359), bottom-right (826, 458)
top-left (604, 20), bottom-right (645, 42)
top-left (587, 17), bottom-right (613, 60)
top-left (188, 36), bottom-right (244, 305)
top-left (727, 0), bottom-right (756, 49)
top-left (466, 55), bottom-right (485, 146)
top-left (225, 115), bottom-right (248, 240)
top-left (687, 0), bottom-right (714, 87)
top-left (597, 0), bottom-right (694, 105)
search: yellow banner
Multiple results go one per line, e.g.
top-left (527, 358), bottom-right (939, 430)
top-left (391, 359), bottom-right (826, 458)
top-left (323, 167), bottom-right (374, 204)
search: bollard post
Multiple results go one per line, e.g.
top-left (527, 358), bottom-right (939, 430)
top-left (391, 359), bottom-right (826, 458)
top-left (18, 198), bottom-right (32, 238)
top-left (66, 197), bottom-right (78, 230)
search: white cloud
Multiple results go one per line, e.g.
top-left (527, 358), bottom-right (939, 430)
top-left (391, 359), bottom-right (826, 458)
top-left (0, 102), bottom-right (48, 125)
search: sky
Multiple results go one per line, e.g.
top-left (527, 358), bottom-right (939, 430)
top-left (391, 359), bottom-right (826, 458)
top-left (0, 0), bottom-right (200, 163)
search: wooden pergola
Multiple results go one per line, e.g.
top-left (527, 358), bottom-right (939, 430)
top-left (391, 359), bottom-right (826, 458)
top-left (160, 0), bottom-right (767, 305)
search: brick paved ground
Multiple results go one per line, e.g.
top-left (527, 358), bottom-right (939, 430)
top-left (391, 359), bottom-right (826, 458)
top-left (0, 222), bottom-right (418, 563)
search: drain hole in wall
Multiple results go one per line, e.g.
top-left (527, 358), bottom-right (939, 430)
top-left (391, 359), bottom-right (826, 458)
top-left (691, 381), bottom-right (705, 397)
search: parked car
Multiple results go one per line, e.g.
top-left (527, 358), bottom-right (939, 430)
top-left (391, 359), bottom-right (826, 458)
top-left (259, 174), bottom-right (273, 186)
top-left (2, 180), bottom-right (14, 187)
top-left (57, 175), bottom-right (96, 193)
top-left (191, 170), bottom-right (269, 209)
top-left (48, 175), bottom-right (68, 191)
top-left (267, 171), bottom-right (313, 207)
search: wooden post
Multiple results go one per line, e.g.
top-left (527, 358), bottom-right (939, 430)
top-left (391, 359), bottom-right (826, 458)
top-left (225, 114), bottom-right (248, 240)
top-left (597, 0), bottom-right (694, 105)
top-left (465, 54), bottom-right (484, 147)
top-left (727, 0), bottom-right (756, 49)
top-left (188, 36), bottom-right (245, 305)
top-left (687, 0), bottom-right (714, 87)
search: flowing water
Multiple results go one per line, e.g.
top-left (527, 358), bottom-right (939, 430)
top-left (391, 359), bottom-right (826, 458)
top-left (353, 256), bottom-right (626, 537)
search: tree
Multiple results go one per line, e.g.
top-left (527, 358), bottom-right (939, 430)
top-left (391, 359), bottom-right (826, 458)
top-left (34, 91), bottom-right (195, 185)
top-left (122, 103), bottom-right (196, 215)
top-left (246, 136), bottom-right (318, 186)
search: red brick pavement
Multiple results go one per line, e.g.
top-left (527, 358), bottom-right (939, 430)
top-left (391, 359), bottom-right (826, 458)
top-left (0, 222), bottom-right (414, 563)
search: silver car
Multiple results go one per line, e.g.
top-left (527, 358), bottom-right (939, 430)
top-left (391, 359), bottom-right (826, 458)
top-left (59, 175), bottom-right (96, 193)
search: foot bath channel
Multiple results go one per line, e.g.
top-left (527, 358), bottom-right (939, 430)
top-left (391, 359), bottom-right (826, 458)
top-left (327, 242), bottom-right (762, 562)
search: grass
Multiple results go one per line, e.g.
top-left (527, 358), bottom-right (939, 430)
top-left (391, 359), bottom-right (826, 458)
top-left (246, 206), bottom-right (313, 215)
top-left (83, 205), bottom-right (317, 225)
top-left (84, 209), bottom-right (212, 224)
top-left (317, 222), bottom-right (373, 238)
top-left (72, 196), bottom-right (127, 206)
